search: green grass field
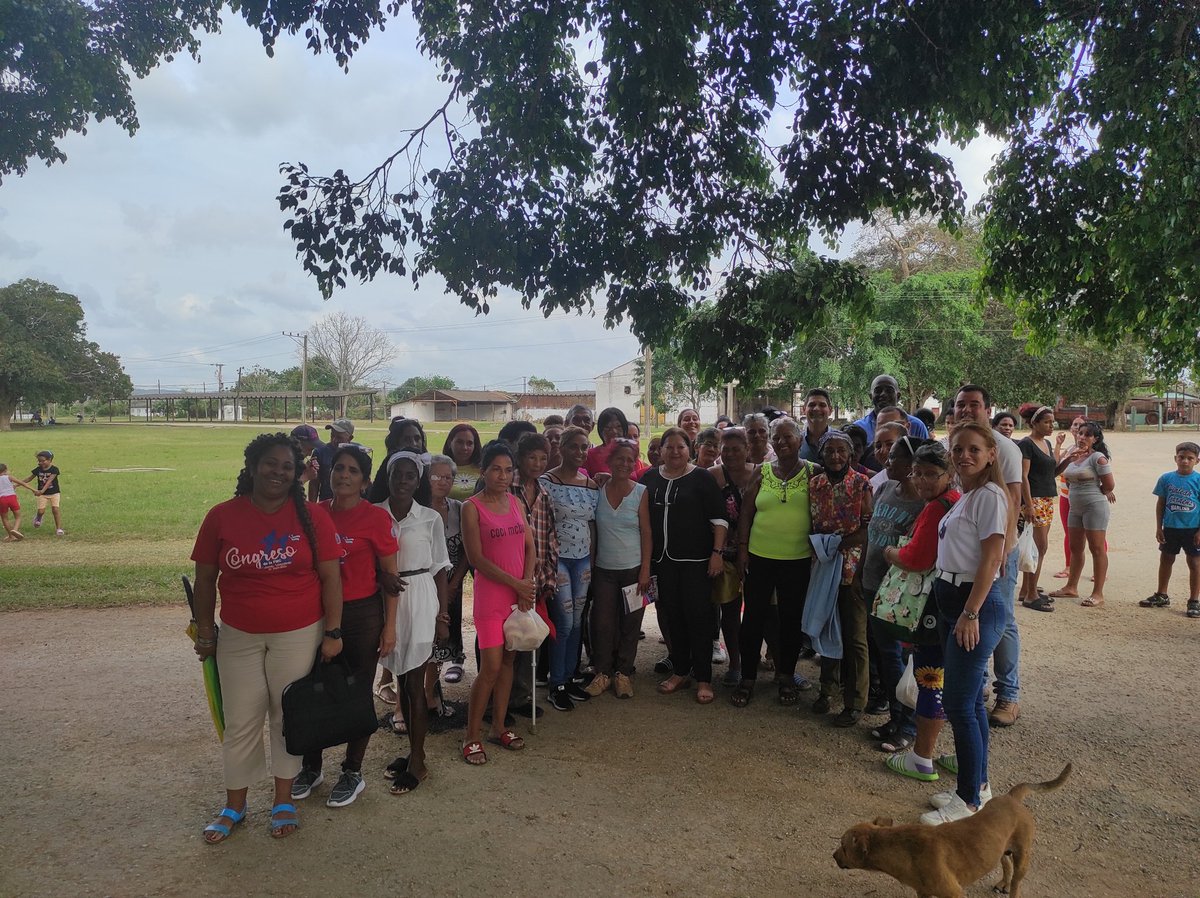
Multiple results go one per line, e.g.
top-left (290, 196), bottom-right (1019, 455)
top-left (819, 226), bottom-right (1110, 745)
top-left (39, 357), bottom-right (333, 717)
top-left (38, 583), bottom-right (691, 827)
top-left (0, 420), bottom-right (501, 611)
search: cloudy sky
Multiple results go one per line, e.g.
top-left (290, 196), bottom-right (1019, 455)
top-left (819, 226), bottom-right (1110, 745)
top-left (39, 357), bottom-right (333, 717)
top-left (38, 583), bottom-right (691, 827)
top-left (1, 12), bottom-right (1002, 397)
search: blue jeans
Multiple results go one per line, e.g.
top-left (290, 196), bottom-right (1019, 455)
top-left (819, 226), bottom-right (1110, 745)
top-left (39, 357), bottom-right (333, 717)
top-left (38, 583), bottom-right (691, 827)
top-left (868, 612), bottom-right (916, 739)
top-left (991, 545), bottom-right (1021, 703)
top-left (935, 577), bottom-right (1007, 807)
top-left (549, 556), bottom-right (590, 687)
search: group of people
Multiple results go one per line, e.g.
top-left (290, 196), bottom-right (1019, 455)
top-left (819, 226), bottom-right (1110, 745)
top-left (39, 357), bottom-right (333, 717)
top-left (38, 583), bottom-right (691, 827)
top-left (191, 376), bottom-right (1139, 843)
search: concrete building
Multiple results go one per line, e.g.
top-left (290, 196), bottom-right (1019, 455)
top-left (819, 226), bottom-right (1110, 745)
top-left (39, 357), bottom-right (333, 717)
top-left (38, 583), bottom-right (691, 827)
top-left (594, 358), bottom-right (719, 427)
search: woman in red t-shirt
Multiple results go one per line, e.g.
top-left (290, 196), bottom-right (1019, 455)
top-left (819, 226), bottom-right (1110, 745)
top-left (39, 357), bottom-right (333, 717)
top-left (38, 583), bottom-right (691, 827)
top-left (291, 444), bottom-right (400, 808)
top-left (881, 441), bottom-right (961, 785)
top-left (191, 433), bottom-right (343, 843)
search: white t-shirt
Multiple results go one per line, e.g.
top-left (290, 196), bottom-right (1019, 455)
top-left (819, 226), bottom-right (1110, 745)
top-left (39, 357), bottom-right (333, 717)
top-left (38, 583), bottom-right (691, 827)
top-left (936, 482), bottom-right (1008, 575)
top-left (996, 434), bottom-right (1022, 488)
top-left (0, 474), bottom-right (14, 498)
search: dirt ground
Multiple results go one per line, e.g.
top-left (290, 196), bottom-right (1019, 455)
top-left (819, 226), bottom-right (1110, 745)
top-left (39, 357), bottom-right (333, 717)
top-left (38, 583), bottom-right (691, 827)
top-left (2, 430), bottom-right (1197, 897)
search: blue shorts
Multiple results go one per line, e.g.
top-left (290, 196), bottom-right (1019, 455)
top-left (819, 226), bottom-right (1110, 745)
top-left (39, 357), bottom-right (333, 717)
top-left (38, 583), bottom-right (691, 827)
top-left (1160, 527), bottom-right (1200, 557)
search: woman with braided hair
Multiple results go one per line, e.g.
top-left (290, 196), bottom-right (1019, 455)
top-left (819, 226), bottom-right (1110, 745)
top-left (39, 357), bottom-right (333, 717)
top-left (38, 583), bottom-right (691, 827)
top-left (191, 433), bottom-right (343, 843)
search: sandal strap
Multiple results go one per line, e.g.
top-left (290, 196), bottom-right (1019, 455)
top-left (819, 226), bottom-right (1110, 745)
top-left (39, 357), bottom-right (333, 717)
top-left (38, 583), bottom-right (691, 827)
top-left (271, 803), bottom-right (297, 816)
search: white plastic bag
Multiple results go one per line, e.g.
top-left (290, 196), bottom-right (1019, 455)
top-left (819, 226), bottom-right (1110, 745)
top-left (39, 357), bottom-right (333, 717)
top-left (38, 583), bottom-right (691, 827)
top-left (896, 655), bottom-right (918, 710)
top-left (1017, 524), bottom-right (1039, 574)
top-left (503, 605), bottom-right (549, 652)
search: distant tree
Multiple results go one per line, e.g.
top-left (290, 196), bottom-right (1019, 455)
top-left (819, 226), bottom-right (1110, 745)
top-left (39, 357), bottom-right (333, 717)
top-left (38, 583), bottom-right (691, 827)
top-left (635, 346), bottom-right (715, 414)
top-left (0, 279), bottom-right (132, 430)
top-left (390, 374), bottom-right (456, 403)
top-left (850, 215), bottom-right (983, 282)
top-left (308, 311), bottom-right (397, 415)
top-left (526, 375), bottom-right (556, 394)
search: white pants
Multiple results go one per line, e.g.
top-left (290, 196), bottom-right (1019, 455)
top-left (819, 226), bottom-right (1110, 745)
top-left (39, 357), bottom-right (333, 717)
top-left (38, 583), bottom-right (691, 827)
top-left (216, 620), bottom-right (323, 788)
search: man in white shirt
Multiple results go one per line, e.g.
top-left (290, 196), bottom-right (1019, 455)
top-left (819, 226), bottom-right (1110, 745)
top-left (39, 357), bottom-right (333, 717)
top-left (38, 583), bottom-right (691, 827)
top-left (952, 385), bottom-right (1022, 727)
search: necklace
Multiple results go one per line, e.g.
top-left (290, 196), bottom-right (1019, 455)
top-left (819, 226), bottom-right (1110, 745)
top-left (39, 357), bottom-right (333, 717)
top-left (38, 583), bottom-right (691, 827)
top-left (772, 460), bottom-right (803, 503)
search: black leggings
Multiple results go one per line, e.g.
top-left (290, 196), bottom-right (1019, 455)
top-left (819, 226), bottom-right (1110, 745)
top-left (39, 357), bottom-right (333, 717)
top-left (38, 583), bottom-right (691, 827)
top-left (740, 555), bottom-right (811, 681)
top-left (302, 593), bottom-right (383, 773)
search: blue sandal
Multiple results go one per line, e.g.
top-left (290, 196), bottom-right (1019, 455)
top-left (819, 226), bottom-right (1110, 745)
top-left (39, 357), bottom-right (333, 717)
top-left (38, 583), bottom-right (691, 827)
top-left (203, 805), bottom-right (247, 843)
top-left (269, 802), bottom-right (300, 838)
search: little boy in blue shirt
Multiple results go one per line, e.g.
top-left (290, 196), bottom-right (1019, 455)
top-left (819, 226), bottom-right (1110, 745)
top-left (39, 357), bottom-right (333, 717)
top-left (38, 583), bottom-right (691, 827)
top-left (1142, 441), bottom-right (1200, 617)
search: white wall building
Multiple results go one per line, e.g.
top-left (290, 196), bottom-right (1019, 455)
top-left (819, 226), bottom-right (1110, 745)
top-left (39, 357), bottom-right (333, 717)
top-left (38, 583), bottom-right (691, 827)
top-left (594, 358), bottom-right (719, 427)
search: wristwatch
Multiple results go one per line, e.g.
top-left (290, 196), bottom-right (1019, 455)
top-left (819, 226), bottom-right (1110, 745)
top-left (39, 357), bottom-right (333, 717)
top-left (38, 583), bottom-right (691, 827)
top-left (962, 610), bottom-right (978, 621)
top-left (324, 628), bottom-right (343, 639)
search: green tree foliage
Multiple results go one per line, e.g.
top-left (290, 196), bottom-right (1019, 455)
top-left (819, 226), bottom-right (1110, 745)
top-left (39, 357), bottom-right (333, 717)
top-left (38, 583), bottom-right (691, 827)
top-left (634, 345), bottom-right (715, 414)
top-left (0, 279), bottom-right (132, 430)
top-left (8, 4), bottom-right (1196, 374)
top-left (0, 0), bottom-right (221, 181)
top-left (526, 375), bottom-right (556, 393)
top-left (390, 374), bottom-right (456, 403)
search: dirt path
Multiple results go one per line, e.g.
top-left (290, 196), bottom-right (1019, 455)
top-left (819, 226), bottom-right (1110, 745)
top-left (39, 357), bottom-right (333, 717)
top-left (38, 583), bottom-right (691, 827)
top-left (2, 431), bottom-right (1197, 897)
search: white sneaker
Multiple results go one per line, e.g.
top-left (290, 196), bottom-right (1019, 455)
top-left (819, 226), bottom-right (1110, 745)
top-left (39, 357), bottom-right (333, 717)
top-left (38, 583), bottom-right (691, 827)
top-left (56, 529), bottom-right (65, 536)
top-left (929, 784), bottom-right (992, 809)
top-left (921, 793), bottom-right (977, 825)
top-left (711, 641), bottom-right (728, 664)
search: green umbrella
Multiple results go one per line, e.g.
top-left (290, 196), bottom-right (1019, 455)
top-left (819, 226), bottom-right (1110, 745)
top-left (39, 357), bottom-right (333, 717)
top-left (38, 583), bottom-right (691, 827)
top-left (183, 575), bottom-right (225, 741)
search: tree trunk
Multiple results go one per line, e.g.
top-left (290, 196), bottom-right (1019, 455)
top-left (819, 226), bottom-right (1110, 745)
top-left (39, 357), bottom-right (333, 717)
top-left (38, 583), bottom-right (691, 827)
top-left (0, 402), bottom-right (14, 431)
top-left (1109, 400), bottom-right (1126, 431)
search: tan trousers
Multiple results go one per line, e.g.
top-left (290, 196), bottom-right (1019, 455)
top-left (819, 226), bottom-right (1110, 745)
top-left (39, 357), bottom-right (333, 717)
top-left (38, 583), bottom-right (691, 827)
top-left (217, 620), bottom-right (323, 788)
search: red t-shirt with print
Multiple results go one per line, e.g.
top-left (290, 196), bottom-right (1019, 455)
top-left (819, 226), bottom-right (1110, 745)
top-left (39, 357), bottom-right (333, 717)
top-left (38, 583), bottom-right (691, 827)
top-left (191, 496), bottom-right (339, 633)
top-left (322, 499), bottom-right (399, 602)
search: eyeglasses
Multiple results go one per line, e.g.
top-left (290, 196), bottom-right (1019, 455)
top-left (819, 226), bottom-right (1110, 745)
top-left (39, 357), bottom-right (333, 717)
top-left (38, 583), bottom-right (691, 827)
top-left (428, 473), bottom-right (451, 482)
top-left (908, 470), bottom-right (948, 481)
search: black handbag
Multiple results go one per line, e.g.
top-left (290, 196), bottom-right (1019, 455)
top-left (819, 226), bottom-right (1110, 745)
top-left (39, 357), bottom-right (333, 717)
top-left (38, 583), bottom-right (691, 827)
top-left (281, 651), bottom-right (378, 756)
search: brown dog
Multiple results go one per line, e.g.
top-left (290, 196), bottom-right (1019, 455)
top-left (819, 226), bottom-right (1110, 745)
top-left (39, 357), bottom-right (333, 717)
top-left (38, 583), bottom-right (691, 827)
top-left (833, 763), bottom-right (1072, 898)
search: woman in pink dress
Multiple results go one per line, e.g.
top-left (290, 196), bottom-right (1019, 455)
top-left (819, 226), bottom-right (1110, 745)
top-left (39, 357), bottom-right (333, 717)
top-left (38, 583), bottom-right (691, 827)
top-left (460, 442), bottom-right (537, 765)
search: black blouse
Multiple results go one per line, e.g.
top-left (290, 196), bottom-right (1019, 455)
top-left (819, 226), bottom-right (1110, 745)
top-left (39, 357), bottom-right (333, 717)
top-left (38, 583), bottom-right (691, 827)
top-left (641, 466), bottom-right (728, 563)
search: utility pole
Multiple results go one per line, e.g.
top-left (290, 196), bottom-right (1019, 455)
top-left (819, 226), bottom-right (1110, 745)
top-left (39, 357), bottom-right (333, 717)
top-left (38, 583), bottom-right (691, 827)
top-left (214, 364), bottom-right (224, 421)
top-left (236, 366), bottom-right (244, 423)
top-left (643, 345), bottom-right (653, 432)
top-left (283, 331), bottom-right (309, 422)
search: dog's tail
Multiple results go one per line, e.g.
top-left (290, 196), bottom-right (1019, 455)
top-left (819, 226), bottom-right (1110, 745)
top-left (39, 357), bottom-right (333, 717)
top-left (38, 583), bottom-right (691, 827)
top-left (1008, 762), bottom-right (1072, 803)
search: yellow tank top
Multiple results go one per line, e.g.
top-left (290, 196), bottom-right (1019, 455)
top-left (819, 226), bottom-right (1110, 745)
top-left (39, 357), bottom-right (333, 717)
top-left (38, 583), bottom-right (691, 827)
top-left (749, 463), bottom-right (813, 559)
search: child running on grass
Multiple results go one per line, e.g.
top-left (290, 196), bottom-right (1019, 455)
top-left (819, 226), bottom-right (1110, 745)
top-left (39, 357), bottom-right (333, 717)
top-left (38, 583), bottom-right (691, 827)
top-left (18, 451), bottom-right (65, 536)
top-left (0, 462), bottom-right (34, 540)
top-left (1142, 441), bottom-right (1200, 618)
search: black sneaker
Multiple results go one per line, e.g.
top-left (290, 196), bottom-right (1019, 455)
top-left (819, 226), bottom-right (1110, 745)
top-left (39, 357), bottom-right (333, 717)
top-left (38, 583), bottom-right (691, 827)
top-left (565, 682), bottom-right (591, 702)
top-left (1139, 592), bottom-right (1171, 608)
top-left (1188, 600), bottom-right (1200, 619)
top-left (832, 708), bottom-right (862, 728)
top-left (865, 697), bottom-right (890, 715)
top-left (549, 685), bottom-right (574, 712)
top-left (291, 767), bottom-right (323, 800)
top-left (326, 770), bottom-right (365, 808)
top-left (811, 695), bottom-right (831, 714)
top-left (653, 657), bottom-right (673, 675)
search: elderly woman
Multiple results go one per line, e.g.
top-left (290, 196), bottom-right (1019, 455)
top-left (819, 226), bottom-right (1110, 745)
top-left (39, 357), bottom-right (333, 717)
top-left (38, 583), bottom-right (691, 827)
top-left (291, 444), bottom-right (400, 809)
top-left (695, 426), bottom-right (721, 470)
top-left (733, 417), bottom-right (820, 707)
top-left (643, 427), bottom-right (728, 703)
top-left (376, 450), bottom-right (451, 795)
top-left (541, 426), bottom-right (599, 711)
top-left (810, 429), bottom-right (874, 727)
top-left (461, 442), bottom-right (538, 765)
top-left (442, 424), bottom-right (483, 501)
top-left (742, 412), bottom-right (775, 465)
top-left (586, 438), bottom-right (652, 698)
top-left (192, 433), bottom-right (343, 842)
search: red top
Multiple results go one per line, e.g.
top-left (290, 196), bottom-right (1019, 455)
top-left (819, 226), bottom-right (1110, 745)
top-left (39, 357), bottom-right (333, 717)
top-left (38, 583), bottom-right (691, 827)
top-left (322, 499), bottom-right (399, 602)
top-left (191, 496), bottom-right (339, 633)
top-left (896, 490), bottom-right (962, 571)
top-left (585, 441), bottom-right (650, 479)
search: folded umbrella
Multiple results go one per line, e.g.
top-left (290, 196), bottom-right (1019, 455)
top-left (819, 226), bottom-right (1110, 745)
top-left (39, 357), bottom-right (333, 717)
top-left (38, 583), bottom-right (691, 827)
top-left (183, 575), bottom-right (225, 741)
